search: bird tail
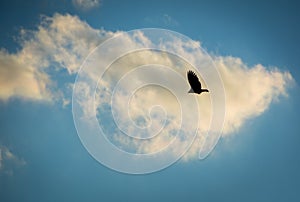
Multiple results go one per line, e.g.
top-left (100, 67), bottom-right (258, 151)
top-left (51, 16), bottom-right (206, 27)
top-left (188, 88), bottom-right (194, 93)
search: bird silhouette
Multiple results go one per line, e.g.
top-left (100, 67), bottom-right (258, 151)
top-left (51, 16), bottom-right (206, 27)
top-left (187, 70), bottom-right (209, 94)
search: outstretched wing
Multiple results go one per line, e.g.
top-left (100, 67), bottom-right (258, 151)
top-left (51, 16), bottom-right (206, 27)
top-left (187, 70), bottom-right (202, 93)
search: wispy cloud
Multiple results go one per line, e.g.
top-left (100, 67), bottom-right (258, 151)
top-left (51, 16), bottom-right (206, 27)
top-left (0, 13), bottom-right (113, 102)
top-left (163, 14), bottom-right (179, 26)
top-left (0, 14), bottom-right (294, 160)
top-left (0, 146), bottom-right (26, 175)
top-left (72, 0), bottom-right (101, 11)
top-left (144, 14), bottom-right (179, 27)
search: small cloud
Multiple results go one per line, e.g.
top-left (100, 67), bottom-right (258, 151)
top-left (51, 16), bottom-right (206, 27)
top-left (72, 0), bottom-right (101, 11)
top-left (0, 146), bottom-right (26, 175)
top-left (163, 14), bottom-right (179, 26)
top-left (144, 14), bottom-right (179, 27)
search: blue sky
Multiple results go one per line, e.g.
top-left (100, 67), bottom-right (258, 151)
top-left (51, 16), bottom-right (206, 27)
top-left (0, 0), bottom-right (300, 201)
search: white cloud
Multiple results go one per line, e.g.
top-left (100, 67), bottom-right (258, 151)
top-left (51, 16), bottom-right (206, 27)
top-left (0, 49), bottom-right (52, 101)
top-left (0, 14), bottom-right (294, 160)
top-left (0, 13), bottom-right (114, 102)
top-left (0, 146), bottom-right (26, 175)
top-left (72, 0), bottom-right (100, 10)
top-left (144, 14), bottom-right (179, 27)
top-left (95, 54), bottom-right (293, 159)
top-left (84, 30), bottom-right (293, 160)
top-left (163, 14), bottom-right (179, 26)
top-left (215, 57), bottom-right (293, 134)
